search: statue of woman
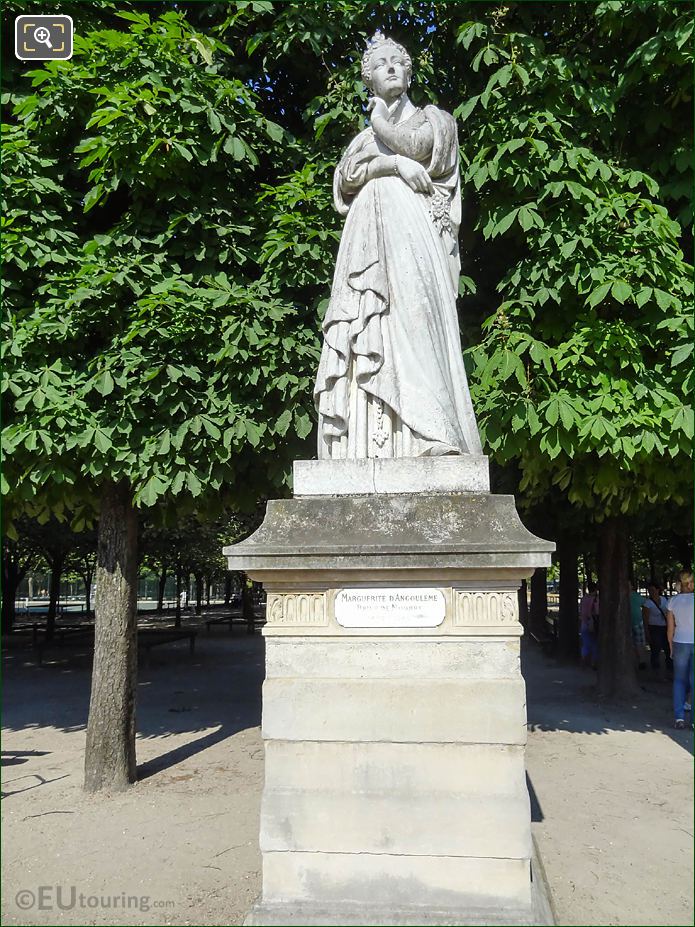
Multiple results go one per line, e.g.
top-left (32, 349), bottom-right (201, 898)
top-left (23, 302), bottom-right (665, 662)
top-left (314, 32), bottom-right (482, 460)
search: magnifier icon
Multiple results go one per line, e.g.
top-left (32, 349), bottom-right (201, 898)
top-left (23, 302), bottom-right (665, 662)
top-left (33, 26), bottom-right (53, 49)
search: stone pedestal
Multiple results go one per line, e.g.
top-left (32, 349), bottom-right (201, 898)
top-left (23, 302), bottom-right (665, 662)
top-left (223, 461), bottom-right (554, 926)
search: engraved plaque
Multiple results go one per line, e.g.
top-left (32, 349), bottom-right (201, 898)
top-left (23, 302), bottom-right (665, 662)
top-left (335, 588), bottom-right (445, 628)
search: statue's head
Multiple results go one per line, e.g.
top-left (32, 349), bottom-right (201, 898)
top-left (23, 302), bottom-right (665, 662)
top-left (361, 31), bottom-right (412, 98)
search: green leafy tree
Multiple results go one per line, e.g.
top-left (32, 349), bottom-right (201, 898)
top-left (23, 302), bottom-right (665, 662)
top-left (2, 523), bottom-right (43, 633)
top-left (217, 0), bottom-right (693, 697)
top-left (2, 6), bottom-right (319, 790)
top-left (452, 5), bottom-right (692, 695)
top-left (64, 529), bottom-right (98, 616)
top-left (4, 1), bottom-right (692, 788)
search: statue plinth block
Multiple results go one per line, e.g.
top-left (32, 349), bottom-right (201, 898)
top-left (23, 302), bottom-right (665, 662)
top-left (294, 456), bottom-right (490, 495)
top-left (223, 491), bottom-right (554, 925)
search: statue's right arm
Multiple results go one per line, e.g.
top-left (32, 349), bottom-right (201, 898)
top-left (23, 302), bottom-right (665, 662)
top-left (341, 153), bottom-right (433, 196)
top-left (341, 155), bottom-right (397, 194)
top-left (338, 131), bottom-right (397, 196)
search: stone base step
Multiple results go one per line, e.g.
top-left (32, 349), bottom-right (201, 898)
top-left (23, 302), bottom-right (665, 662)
top-left (244, 902), bottom-right (535, 926)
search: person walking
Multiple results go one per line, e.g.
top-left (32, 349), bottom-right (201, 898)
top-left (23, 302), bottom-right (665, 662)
top-left (629, 581), bottom-right (647, 669)
top-left (580, 581), bottom-right (599, 669)
top-left (642, 581), bottom-right (672, 674)
top-left (666, 570), bottom-right (694, 730)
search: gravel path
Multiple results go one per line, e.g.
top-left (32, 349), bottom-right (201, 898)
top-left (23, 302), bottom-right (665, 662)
top-left (2, 628), bottom-right (693, 925)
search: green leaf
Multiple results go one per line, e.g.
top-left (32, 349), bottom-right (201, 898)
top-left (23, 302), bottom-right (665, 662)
top-left (173, 142), bottom-right (193, 162)
top-left (635, 287), bottom-right (652, 308)
top-left (207, 109), bottom-right (222, 133)
top-left (224, 136), bottom-right (246, 160)
top-left (83, 185), bottom-right (103, 213)
top-left (455, 96), bottom-right (479, 122)
top-left (265, 120), bottom-right (283, 142)
top-left (93, 429), bottom-right (112, 454)
top-left (654, 289), bottom-right (672, 311)
top-left (245, 420), bottom-right (262, 447)
top-left (558, 398), bottom-right (575, 431)
top-left (139, 474), bottom-right (166, 507)
top-left (495, 207), bottom-right (519, 236)
top-left (202, 418), bottom-right (221, 439)
top-left (186, 472), bottom-right (202, 497)
top-left (545, 398), bottom-right (560, 426)
top-left (294, 410), bottom-right (313, 439)
top-left (611, 280), bottom-right (632, 304)
top-left (275, 409), bottom-right (293, 436)
top-left (586, 282), bottom-right (611, 308)
top-left (191, 36), bottom-right (213, 66)
top-left (95, 370), bottom-right (114, 396)
top-left (459, 275), bottom-right (477, 295)
top-left (671, 343), bottom-right (693, 366)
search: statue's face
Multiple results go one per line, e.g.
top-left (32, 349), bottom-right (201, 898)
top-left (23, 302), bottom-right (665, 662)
top-left (369, 45), bottom-right (409, 101)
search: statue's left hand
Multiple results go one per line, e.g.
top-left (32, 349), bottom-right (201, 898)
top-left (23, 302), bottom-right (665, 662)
top-left (367, 96), bottom-right (390, 123)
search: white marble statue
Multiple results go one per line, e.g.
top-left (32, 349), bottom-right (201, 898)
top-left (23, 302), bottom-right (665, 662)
top-left (314, 32), bottom-right (482, 460)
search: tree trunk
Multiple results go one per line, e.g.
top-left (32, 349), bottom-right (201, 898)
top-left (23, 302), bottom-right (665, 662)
top-left (224, 573), bottom-right (232, 606)
top-left (84, 481), bottom-right (138, 792)
top-left (557, 534), bottom-right (579, 661)
top-left (157, 566), bottom-right (168, 613)
top-left (195, 573), bottom-right (203, 615)
top-left (78, 566), bottom-right (94, 617)
top-left (646, 537), bottom-right (655, 582)
top-left (85, 567), bottom-right (93, 617)
top-left (175, 567), bottom-right (182, 627)
top-left (45, 555), bottom-right (64, 642)
top-left (529, 568), bottom-right (548, 637)
top-left (205, 576), bottom-right (211, 608)
top-left (2, 555), bottom-right (19, 634)
top-left (597, 516), bottom-right (638, 699)
top-left (517, 579), bottom-right (528, 630)
top-left (674, 532), bottom-right (693, 573)
top-left (241, 577), bottom-right (255, 635)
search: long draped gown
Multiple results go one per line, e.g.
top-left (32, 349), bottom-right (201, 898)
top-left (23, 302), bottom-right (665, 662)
top-left (314, 104), bottom-right (482, 459)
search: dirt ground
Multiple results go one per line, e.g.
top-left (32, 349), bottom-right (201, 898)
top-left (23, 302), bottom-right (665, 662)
top-left (524, 646), bottom-right (693, 926)
top-left (2, 626), bottom-right (693, 926)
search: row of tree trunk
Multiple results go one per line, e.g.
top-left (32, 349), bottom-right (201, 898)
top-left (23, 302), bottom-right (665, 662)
top-left (525, 519), bottom-right (637, 698)
top-left (156, 568), bottom-right (235, 617)
top-left (3, 551), bottom-right (225, 637)
top-left (84, 483), bottom-right (254, 791)
top-left (8, 481), bottom-right (643, 792)
top-left (2, 549), bottom-right (64, 640)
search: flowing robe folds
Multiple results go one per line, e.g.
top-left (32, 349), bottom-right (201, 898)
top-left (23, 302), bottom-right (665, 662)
top-left (314, 104), bottom-right (482, 459)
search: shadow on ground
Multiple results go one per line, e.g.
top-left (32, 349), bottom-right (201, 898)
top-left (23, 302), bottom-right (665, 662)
top-left (3, 625), bottom-right (691, 793)
top-left (522, 638), bottom-right (694, 755)
top-left (1, 626), bottom-right (265, 784)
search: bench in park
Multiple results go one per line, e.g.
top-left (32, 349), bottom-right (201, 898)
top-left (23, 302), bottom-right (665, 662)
top-left (206, 613), bottom-right (241, 632)
top-left (530, 613), bottom-right (558, 654)
top-left (138, 629), bottom-right (197, 666)
top-left (35, 625), bottom-right (95, 665)
top-left (205, 608), bottom-right (265, 635)
top-left (33, 626), bottom-right (197, 666)
top-left (205, 612), bottom-right (257, 634)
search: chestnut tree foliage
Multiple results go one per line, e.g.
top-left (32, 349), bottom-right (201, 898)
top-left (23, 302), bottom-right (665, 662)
top-left (2, 0), bottom-right (692, 782)
top-left (4, 0), bottom-right (691, 526)
top-left (3, 5), bottom-right (321, 530)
